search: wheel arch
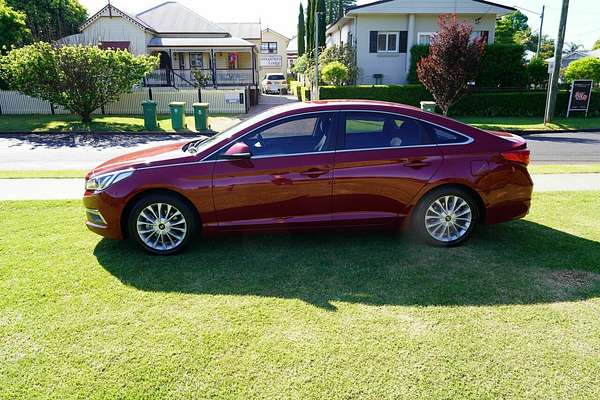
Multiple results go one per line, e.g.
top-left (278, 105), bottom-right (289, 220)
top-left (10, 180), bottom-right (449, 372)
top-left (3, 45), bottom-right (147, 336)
top-left (120, 188), bottom-right (203, 239)
top-left (410, 182), bottom-right (486, 224)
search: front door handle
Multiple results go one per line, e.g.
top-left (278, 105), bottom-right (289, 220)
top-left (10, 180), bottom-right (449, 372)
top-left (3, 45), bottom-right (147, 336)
top-left (300, 168), bottom-right (329, 178)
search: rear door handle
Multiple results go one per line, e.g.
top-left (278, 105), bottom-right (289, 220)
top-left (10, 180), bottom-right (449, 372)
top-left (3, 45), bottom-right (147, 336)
top-left (300, 168), bottom-right (329, 178)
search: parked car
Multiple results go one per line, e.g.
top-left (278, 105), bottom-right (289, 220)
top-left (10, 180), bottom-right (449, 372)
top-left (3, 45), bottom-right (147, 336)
top-left (83, 100), bottom-right (533, 255)
top-left (261, 73), bottom-right (288, 94)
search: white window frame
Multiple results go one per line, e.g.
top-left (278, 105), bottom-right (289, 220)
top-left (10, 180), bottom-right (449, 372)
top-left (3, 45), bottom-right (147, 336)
top-left (190, 53), bottom-right (204, 69)
top-left (418, 32), bottom-right (436, 45)
top-left (377, 32), bottom-right (399, 53)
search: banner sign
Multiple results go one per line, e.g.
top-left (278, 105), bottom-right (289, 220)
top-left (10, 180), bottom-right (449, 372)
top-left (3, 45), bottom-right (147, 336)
top-left (224, 92), bottom-right (240, 104)
top-left (567, 80), bottom-right (593, 117)
top-left (260, 54), bottom-right (282, 68)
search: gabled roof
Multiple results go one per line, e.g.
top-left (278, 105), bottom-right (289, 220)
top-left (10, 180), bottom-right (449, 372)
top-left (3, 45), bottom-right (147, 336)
top-left (346, 0), bottom-right (515, 14)
top-left (136, 2), bottom-right (227, 34)
top-left (262, 28), bottom-right (290, 42)
top-left (218, 22), bottom-right (262, 40)
top-left (80, 4), bottom-right (156, 32)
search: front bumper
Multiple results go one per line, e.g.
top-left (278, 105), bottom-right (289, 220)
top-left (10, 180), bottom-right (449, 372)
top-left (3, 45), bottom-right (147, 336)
top-left (83, 191), bottom-right (125, 240)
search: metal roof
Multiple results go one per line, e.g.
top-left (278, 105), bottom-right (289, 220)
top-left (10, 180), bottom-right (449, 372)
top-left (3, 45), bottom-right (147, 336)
top-left (218, 22), bottom-right (262, 39)
top-left (147, 37), bottom-right (256, 47)
top-left (136, 2), bottom-right (227, 34)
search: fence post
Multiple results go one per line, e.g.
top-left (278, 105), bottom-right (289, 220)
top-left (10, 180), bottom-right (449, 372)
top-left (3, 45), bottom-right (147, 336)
top-left (50, 103), bottom-right (55, 115)
top-left (148, 87), bottom-right (153, 100)
top-left (198, 87), bottom-right (202, 103)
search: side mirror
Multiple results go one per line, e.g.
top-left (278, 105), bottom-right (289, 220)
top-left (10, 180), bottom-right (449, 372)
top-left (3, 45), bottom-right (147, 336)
top-left (222, 142), bottom-right (251, 159)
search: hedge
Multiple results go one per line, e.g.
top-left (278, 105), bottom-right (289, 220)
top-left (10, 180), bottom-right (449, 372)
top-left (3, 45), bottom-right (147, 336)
top-left (289, 81), bottom-right (301, 96)
top-left (319, 85), bottom-right (600, 117)
top-left (407, 44), bottom-right (527, 88)
top-left (301, 86), bottom-right (311, 102)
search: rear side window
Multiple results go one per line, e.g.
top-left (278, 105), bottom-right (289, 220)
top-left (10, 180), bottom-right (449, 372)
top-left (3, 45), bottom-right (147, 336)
top-left (428, 125), bottom-right (471, 144)
top-left (343, 112), bottom-right (432, 150)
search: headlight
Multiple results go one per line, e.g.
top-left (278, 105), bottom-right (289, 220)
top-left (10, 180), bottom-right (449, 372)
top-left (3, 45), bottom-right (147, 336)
top-left (85, 170), bottom-right (133, 191)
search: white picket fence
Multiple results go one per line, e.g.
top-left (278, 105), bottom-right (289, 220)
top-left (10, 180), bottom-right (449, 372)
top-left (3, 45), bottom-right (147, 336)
top-left (0, 87), bottom-right (248, 115)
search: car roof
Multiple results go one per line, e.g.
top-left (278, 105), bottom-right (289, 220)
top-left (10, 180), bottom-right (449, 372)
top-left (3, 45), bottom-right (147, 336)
top-left (265, 99), bottom-right (423, 116)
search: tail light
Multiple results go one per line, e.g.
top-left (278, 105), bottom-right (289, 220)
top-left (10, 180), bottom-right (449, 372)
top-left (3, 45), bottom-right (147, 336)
top-left (501, 149), bottom-right (530, 166)
top-left (266, 80), bottom-right (272, 84)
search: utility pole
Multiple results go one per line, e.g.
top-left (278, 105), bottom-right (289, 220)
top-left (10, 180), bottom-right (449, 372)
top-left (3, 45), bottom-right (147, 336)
top-left (544, 0), bottom-right (569, 124)
top-left (536, 5), bottom-right (545, 57)
top-left (314, 11), bottom-right (323, 100)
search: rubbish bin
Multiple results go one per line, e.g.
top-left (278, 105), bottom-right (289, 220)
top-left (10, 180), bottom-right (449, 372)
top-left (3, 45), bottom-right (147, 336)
top-left (420, 101), bottom-right (437, 113)
top-left (169, 101), bottom-right (187, 130)
top-left (193, 102), bottom-right (210, 131)
top-left (141, 100), bottom-right (158, 130)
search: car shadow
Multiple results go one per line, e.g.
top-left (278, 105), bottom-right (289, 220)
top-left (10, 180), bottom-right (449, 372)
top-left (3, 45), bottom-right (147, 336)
top-left (94, 220), bottom-right (600, 310)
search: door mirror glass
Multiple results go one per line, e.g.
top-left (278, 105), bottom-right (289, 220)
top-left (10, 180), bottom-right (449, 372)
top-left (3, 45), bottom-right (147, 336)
top-left (222, 142), bottom-right (251, 159)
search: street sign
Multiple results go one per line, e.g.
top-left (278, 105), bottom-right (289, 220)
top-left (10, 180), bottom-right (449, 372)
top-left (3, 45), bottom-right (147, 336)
top-left (567, 79), bottom-right (593, 117)
top-left (260, 54), bottom-right (282, 68)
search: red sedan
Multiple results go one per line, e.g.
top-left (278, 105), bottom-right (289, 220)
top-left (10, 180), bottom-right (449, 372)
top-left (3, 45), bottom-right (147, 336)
top-left (83, 100), bottom-right (533, 255)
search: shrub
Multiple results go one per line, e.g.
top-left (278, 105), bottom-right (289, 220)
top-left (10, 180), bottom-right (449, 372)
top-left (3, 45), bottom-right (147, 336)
top-left (191, 69), bottom-right (211, 87)
top-left (527, 57), bottom-right (549, 87)
top-left (318, 43), bottom-right (357, 85)
top-left (300, 86), bottom-right (311, 102)
top-left (0, 43), bottom-right (158, 122)
top-left (293, 54), bottom-right (309, 74)
top-left (289, 80), bottom-right (300, 96)
top-left (407, 45), bottom-right (430, 83)
top-left (319, 85), bottom-right (600, 117)
top-left (321, 61), bottom-right (349, 86)
top-left (564, 57), bottom-right (600, 83)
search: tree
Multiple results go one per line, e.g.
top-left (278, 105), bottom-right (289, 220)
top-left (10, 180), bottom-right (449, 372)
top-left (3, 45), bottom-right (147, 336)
top-left (298, 3), bottom-right (306, 57)
top-left (321, 61), bottom-right (348, 85)
top-left (318, 43), bottom-right (357, 85)
top-left (316, 0), bottom-right (326, 48)
top-left (7, 0), bottom-right (87, 42)
top-left (593, 39), bottom-right (600, 51)
top-left (0, 0), bottom-right (31, 52)
top-left (306, 0), bottom-right (314, 54)
top-left (563, 57), bottom-right (600, 83)
top-left (325, 0), bottom-right (355, 25)
top-left (417, 15), bottom-right (486, 115)
top-left (495, 10), bottom-right (529, 44)
top-left (527, 56), bottom-right (548, 87)
top-left (0, 43), bottom-right (158, 123)
top-left (563, 41), bottom-right (583, 54)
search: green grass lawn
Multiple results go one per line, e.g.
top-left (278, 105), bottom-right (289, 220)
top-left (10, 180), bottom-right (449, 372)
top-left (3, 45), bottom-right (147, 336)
top-left (457, 116), bottom-right (600, 131)
top-left (0, 114), bottom-right (236, 133)
top-left (1, 192), bottom-right (600, 398)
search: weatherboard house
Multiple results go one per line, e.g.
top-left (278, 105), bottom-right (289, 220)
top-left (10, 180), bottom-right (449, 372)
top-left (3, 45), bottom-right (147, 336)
top-left (325, 0), bottom-right (515, 85)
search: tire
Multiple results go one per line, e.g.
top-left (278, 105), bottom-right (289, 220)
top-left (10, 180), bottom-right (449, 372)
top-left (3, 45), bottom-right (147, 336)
top-left (412, 187), bottom-right (479, 247)
top-left (128, 193), bottom-right (197, 255)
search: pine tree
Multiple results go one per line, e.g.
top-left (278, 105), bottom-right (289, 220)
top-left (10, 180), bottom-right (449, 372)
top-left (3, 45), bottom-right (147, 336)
top-left (316, 0), bottom-right (326, 48)
top-left (298, 3), bottom-right (306, 56)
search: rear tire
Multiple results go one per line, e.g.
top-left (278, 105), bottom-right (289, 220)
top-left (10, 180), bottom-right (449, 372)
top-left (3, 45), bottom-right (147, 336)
top-left (412, 187), bottom-right (479, 247)
top-left (128, 193), bottom-right (197, 255)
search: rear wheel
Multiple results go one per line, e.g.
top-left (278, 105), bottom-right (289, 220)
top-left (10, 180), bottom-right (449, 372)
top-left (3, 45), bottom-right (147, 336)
top-left (128, 193), bottom-right (197, 255)
top-left (413, 187), bottom-right (478, 247)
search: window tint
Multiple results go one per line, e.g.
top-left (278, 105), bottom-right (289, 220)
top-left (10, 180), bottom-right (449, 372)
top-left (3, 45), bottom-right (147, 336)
top-left (221, 114), bottom-right (334, 157)
top-left (343, 113), bottom-right (432, 150)
top-left (430, 126), bottom-right (471, 144)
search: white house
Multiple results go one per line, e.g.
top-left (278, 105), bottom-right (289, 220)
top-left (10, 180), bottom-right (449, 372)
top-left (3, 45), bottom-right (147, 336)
top-left (259, 28), bottom-right (290, 79)
top-left (58, 1), bottom-right (261, 88)
top-left (325, 0), bottom-right (515, 85)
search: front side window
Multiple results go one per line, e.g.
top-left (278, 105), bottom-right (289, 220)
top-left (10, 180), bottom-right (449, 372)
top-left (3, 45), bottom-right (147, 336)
top-left (377, 32), bottom-right (399, 52)
top-left (343, 112), bottom-right (433, 150)
top-left (220, 114), bottom-right (335, 158)
top-left (260, 42), bottom-right (278, 54)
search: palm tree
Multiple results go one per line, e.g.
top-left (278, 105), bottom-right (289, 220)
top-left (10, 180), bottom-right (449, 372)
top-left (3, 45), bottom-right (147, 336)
top-left (563, 41), bottom-right (583, 54)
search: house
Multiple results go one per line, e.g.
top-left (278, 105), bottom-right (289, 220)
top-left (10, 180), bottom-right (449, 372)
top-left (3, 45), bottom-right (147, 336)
top-left (546, 49), bottom-right (600, 73)
top-left (259, 28), bottom-right (290, 80)
top-left (325, 0), bottom-right (515, 85)
top-left (287, 36), bottom-right (299, 72)
top-left (58, 1), bottom-right (261, 88)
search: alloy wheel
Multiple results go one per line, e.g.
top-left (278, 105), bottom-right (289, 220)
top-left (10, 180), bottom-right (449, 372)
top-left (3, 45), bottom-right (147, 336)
top-left (136, 202), bottom-right (188, 251)
top-left (424, 195), bottom-right (472, 242)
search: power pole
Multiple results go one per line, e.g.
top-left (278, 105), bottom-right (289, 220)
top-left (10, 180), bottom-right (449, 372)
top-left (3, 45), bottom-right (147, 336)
top-left (544, 0), bottom-right (569, 124)
top-left (536, 5), bottom-right (545, 57)
top-left (314, 11), bottom-right (322, 100)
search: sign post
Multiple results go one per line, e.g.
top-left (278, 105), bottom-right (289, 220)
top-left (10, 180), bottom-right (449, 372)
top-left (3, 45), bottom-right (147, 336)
top-left (566, 80), bottom-right (593, 117)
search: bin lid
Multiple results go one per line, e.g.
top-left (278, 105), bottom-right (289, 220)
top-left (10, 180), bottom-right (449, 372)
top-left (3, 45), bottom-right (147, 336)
top-left (142, 100), bottom-right (157, 105)
top-left (420, 101), bottom-right (436, 106)
top-left (193, 102), bottom-right (210, 108)
top-left (169, 102), bottom-right (187, 106)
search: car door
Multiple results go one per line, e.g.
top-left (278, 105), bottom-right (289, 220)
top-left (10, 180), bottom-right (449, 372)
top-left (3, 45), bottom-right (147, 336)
top-left (212, 112), bottom-right (337, 230)
top-left (332, 111), bottom-right (443, 226)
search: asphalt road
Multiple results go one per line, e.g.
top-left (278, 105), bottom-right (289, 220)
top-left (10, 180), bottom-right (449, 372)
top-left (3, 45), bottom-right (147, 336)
top-left (526, 131), bottom-right (600, 164)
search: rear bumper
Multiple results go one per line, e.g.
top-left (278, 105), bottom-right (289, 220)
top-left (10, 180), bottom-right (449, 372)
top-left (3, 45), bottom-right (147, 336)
top-left (83, 191), bottom-right (125, 240)
top-left (481, 166), bottom-right (533, 225)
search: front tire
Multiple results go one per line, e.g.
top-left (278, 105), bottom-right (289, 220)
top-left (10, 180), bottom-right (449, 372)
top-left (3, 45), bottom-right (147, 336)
top-left (128, 193), bottom-right (197, 255)
top-left (412, 187), bottom-right (479, 247)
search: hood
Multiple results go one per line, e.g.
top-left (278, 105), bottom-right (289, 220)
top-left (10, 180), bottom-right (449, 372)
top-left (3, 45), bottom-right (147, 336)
top-left (88, 141), bottom-right (196, 177)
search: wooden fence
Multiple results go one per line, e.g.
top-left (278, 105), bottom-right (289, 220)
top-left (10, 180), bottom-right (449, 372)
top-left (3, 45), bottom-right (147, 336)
top-left (0, 87), bottom-right (249, 116)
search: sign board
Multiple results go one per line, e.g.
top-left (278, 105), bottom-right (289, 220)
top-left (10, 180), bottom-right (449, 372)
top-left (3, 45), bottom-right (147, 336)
top-left (224, 92), bottom-right (240, 104)
top-left (567, 80), bottom-right (593, 117)
top-left (260, 54), bottom-right (282, 68)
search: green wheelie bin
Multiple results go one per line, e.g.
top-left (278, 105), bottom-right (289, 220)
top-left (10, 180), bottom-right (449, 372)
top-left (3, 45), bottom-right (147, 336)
top-left (142, 100), bottom-right (158, 130)
top-left (169, 102), bottom-right (187, 130)
top-left (193, 102), bottom-right (210, 131)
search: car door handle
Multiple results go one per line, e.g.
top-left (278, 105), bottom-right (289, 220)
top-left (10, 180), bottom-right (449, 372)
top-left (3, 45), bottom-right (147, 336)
top-left (300, 168), bottom-right (329, 178)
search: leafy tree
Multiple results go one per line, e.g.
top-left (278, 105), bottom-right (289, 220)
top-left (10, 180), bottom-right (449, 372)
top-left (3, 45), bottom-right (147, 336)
top-left (325, 0), bottom-right (355, 25)
top-left (298, 3), bottom-right (306, 57)
top-left (527, 56), bottom-right (548, 87)
top-left (316, 0), bottom-right (326, 48)
top-left (318, 43), bottom-right (357, 85)
top-left (563, 41), bottom-right (583, 54)
top-left (0, 43), bottom-right (158, 122)
top-left (7, 0), bottom-right (87, 42)
top-left (495, 10), bottom-right (529, 44)
top-left (321, 61), bottom-right (348, 85)
top-left (0, 0), bottom-right (31, 52)
top-left (563, 57), bottom-right (600, 83)
top-left (593, 39), bottom-right (600, 51)
top-left (417, 15), bottom-right (486, 115)
top-left (293, 54), bottom-right (309, 74)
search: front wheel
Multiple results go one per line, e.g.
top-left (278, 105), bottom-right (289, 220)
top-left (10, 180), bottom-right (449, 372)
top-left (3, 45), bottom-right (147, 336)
top-left (412, 187), bottom-right (479, 247)
top-left (128, 193), bottom-right (197, 255)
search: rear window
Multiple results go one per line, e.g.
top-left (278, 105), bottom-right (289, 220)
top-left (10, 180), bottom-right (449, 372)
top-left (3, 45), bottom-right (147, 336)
top-left (267, 74), bottom-right (285, 81)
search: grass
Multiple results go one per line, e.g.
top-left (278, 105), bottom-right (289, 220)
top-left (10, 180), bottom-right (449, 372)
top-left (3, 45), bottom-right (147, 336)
top-left (529, 164), bottom-right (600, 175)
top-left (0, 169), bottom-right (88, 179)
top-left (457, 116), bottom-right (600, 131)
top-left (1, 192), bottom-right (600, 398)
top-left (0, 114), bottom-right (236, 133)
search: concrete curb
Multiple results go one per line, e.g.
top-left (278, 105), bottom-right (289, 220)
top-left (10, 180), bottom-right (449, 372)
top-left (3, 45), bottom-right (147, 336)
top-left (509, 128), bottom-right (600, 136)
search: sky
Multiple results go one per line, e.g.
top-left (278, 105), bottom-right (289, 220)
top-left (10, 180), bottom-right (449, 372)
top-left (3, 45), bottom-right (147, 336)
top-left (78, 0), bottom-right (600, 49)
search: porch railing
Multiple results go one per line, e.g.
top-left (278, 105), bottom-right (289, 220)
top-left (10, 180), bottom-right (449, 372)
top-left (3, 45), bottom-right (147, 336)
top-left (144, 68), bottom-right (255, 88)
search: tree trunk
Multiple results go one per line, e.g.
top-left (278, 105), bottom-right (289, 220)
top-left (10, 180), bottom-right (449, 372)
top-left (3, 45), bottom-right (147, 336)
top-left (81, 113), bottom-right (92, 123)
